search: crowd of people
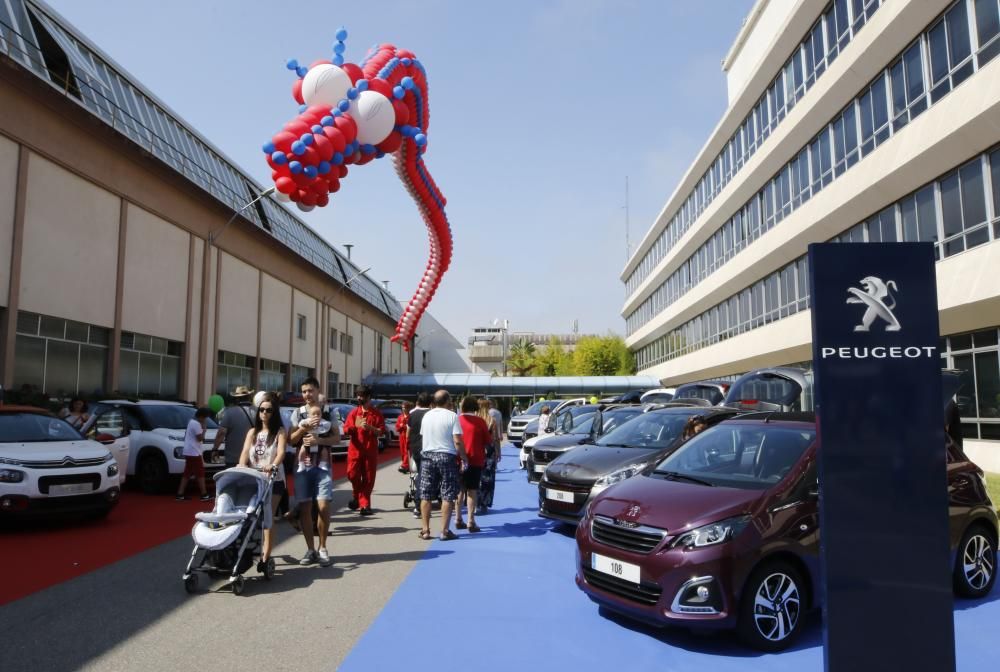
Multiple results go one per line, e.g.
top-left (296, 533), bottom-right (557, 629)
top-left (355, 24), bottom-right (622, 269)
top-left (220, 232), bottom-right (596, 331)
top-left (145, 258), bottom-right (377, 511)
top-left (183, 378), bottom-right (506, 567)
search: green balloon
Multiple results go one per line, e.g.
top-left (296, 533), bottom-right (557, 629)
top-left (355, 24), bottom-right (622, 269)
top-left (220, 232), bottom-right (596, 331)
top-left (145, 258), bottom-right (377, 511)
top-left (208, 394), bottom-right (225, 413)
top-left (539, 397), bottom-right (546, 402)
top-left (590, 396), bottom-right (599, 404)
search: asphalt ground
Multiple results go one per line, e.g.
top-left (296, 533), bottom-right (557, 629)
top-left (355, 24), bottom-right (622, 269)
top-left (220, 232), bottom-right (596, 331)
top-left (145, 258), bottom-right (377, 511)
top-left (2, 443), bottom-right (998, 671)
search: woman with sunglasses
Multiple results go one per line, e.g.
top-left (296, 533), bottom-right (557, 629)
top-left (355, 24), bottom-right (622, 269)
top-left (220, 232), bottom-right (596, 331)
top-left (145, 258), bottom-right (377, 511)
top-left (238, 392), bottom-right (287, 565)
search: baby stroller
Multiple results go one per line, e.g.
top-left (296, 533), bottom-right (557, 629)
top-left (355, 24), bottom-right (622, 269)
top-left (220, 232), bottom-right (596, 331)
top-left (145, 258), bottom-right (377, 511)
top-left (402, 450), bottom-right (420, 510)
top-left (183, 467), bottom-right (275, 595)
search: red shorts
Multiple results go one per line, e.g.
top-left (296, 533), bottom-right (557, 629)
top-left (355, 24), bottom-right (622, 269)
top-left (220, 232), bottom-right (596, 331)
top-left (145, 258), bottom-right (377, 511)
top-left (183, 456), bottom-right (205, 479)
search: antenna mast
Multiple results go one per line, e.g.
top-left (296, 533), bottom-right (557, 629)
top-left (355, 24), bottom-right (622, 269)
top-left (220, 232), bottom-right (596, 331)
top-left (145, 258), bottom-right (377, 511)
top-left (625, 176), bottom-right (630, 263)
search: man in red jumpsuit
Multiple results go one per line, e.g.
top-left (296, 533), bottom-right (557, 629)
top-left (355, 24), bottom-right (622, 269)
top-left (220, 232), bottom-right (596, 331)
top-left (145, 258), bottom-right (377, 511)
top-left (344, 385), bottom-right (385, 516)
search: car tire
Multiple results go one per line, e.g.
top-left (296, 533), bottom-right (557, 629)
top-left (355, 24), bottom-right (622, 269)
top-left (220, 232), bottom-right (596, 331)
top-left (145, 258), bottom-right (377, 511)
top-left (737, 560), bottom-right (806, 652)
top-left (137, 452), bottom-right (168, 494)
top-left (953, 523), bottom-right (997, 598)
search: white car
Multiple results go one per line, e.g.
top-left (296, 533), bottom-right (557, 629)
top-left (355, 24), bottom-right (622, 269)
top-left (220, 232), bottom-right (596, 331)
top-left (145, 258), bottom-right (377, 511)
top-left (86, 400), bottom-right (220, 494)
top-left (0, 405), bottom-right (124, 518)
top-left (639, 387), bottom-right (677, 404)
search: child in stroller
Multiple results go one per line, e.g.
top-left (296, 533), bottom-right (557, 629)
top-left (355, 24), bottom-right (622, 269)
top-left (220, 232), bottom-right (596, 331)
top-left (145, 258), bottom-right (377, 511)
top-left (183, 467), bottom-right (275, 595)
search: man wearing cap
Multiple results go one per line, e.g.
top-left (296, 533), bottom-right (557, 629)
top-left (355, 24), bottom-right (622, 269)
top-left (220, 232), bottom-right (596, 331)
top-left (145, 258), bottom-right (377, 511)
top-left (213, 386), bottom-right (256, 468)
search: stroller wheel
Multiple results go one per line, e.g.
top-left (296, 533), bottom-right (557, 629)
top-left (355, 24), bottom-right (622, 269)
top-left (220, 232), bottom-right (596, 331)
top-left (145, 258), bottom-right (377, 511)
top-left (232, 575), bottom-right (245, 596)
top-left (403, 493), bottom-right (412, 508)
top-left (263, 558), bottom-right (276, 580)
top-left (183, 574), bottom-right (198, 594)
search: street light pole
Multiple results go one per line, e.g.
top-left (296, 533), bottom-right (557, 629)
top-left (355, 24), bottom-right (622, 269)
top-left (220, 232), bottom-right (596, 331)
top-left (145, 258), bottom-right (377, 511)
top-left (502, 319), bottom-right (509, 376)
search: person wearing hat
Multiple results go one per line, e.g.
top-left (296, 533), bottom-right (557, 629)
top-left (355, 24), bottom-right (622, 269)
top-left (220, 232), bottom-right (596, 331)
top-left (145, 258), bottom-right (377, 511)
top-left (213, 386), bottom-right (257, 468)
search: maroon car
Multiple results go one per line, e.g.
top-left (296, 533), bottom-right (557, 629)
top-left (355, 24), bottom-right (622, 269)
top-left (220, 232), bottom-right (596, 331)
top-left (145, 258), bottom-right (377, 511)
top-left (575, 413), bottom-right (998, 651)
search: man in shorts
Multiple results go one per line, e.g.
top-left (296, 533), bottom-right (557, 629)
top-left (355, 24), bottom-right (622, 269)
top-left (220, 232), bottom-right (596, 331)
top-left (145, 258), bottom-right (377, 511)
top-left (176, 407), bottom-right (212, 501)
top-left (417, 390), bottom-right (468, 541)
top-left (289, 377), bottom-right (341, 566)
top-left (406, 391), bottom-right (431, 518)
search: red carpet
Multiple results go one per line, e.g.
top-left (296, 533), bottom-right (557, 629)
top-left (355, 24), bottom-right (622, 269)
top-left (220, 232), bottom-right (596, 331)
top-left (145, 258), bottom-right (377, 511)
top-left (0, 451), bottom-right (399, 605)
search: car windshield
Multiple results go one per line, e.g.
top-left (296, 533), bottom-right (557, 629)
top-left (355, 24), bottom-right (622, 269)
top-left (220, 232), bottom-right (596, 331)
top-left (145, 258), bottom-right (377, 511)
top-left (331, 405), bottom-right (354, 423)
top-left (556, 412), bottom-right (595, 435)
top-left (0, 413), bottom-right (84, 442)
top-left (674, 384), bottom-right (726, 405)
top-left (641, 392), bottom-right (674, 404)
top-left (595, 412), bottom-right (691, 449)
top-left (601, 408), bottom-right (642, 433)
top-left (654, 424), bottom-right (815, 489)
top-left (141, 405), bottom-right (218, 430)
top-left (523, 401), bottom-right (552, 415)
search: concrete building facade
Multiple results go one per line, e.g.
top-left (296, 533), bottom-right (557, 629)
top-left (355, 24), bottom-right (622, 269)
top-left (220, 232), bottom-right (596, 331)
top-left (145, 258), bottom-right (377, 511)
top-left (622, 0), bottom-right (1000, 467)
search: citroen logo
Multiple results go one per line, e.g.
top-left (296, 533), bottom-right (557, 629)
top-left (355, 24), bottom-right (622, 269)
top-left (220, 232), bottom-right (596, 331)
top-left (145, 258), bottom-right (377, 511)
top-left (62, 456), bottom-right (76, 466)
top-left (847, 276), bottom-right (900, 332)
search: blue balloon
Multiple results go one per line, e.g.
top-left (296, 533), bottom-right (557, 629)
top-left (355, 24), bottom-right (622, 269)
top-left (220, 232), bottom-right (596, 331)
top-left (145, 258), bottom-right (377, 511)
top-left (332, 109), bottom-right (343, 117)
top-left (286, 58), bottom-right (299, 70)
top-left (338, 100), bottom-right (350, 112)
top-left (291, 141), bottom-right (306, 155)
top-left (332, 152), bottom-right (344, 165)
top-left (304, 165), bottom-right (318, 178)
top-left (296, 66), bottom-right (308, 77)
top-left (289, 161), bottom-right (303, 174)
top-left (321, 116), bottom-right (335, 127)
top-left (393, 86), bottom-right (405, 99)
top-left (262, 141), bottom-right (276, 154)
top-left (414, 133), bottom-right (427, 146)
top-left (332, 55), bottom-right (344, 66)
top-left (298, 104), bottom-right (308, 113)
top-left (401, 76), bottom-right (415, 90)
top-left (318, 161), bottom-right (331, 174)
top-left (346, 87), bottom-right (359, 100)
top-left (356, 79), bottom-right (369, 91)
top-left (401, 57), bottom-right (412, 66)
top-left (300, 134), bottom-right (314, 147)
top-left (271, 151), bottom-right (287, 165)
top-left (361, 144), bottom-right (375, 155)
top-left (333, 42), bottom-right (346, 54)
top-left (335, 27), bottom-right (348, 41)
top-left (376, 151), bottom-right (385, 159)
top-left (311, 125), bottom-right (323, 133)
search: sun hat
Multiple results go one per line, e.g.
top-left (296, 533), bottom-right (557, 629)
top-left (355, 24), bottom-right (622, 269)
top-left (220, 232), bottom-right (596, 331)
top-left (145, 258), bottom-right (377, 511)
top-left (233, 385), bottom-right (255, 397)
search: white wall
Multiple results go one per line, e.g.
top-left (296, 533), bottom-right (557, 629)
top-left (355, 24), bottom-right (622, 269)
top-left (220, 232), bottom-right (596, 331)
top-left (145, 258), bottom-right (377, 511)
top-left (0, 135), bottom-right (18, 306)
top-left (20, 153), bottom-right (119, 327)
top-left (291, 289), bottom-right (316, 368)
top-left (723, 0), bottom-right (802, 104)
top-left (217, 252), bottom-right (259, 357)
top-left (259, 273), bottom-right (291, 362)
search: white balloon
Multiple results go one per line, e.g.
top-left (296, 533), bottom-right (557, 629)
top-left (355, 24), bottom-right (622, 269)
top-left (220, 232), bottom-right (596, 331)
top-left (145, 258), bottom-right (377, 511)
top-left (296, 202), bottom-right (315, 213)
top-left (253, 391), bottom-right (268, 408)
top-left (349, 90), bottom-right (395, 145)
top-left (275, 191), bottom-right (291, 202)
top-left (301, 64), bottom-right (352, 107)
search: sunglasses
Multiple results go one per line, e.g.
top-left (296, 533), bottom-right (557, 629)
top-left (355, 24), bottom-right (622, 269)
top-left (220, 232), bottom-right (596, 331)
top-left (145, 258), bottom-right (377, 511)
top-left (259, 407), bottom-right (274, 413)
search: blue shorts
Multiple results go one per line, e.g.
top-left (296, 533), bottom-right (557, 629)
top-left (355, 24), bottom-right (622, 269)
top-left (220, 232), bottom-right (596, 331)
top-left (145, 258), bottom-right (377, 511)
top-left (419, 452), bottom-right (460, 502)
top-left (294, 466), bottom-right (333, 502)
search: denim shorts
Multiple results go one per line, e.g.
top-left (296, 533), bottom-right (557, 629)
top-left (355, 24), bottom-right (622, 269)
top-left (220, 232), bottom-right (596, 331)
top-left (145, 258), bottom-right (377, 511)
top-left (294, 466), bottom-right (333, 502)
top-left (418, 452), bottom-right (459, 502)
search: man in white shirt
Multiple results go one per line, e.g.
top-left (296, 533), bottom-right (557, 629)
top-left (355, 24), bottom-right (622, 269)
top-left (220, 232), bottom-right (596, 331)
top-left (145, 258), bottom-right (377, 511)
top-left (176, 407), bottom-right (212, 501)
top-left (417, 390), bottom-right (468, 541)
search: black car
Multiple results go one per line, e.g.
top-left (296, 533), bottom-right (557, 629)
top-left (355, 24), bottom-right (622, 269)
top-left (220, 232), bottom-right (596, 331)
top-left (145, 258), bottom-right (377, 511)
top-left (672, 380), bottom-right (731, 406)
top-left (723, 367), bottom-right (813, 412)
top-left (528, 405), bottom-right (645, 483)
top-left (538, 406), bottom-right (739, 524)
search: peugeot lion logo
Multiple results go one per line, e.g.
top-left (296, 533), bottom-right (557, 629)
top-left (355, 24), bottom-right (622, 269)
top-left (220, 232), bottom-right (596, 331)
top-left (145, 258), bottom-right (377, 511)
top-left (846, 276), bottom-right (900, 332)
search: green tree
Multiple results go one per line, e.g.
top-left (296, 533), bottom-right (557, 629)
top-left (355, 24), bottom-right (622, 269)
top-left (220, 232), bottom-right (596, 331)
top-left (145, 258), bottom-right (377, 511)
top-left (572, 334), bottom-right (636, 376)
top-left (506, 338), bottom-right (537, 376)
top-left (534, 336), bottom-right (575, 376)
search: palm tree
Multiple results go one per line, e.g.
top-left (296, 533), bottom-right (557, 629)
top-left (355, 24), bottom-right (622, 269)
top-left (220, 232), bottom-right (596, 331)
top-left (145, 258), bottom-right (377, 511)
top-left (506, 339), bottom-right (537, 376)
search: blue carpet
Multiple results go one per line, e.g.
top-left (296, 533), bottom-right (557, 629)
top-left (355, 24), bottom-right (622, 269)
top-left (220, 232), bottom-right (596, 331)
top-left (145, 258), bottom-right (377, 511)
top-left (340, 444), bottom-right (1000, 671)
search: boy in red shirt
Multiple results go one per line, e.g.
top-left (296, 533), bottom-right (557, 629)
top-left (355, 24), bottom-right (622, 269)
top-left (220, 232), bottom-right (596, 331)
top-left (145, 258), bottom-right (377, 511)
top-left (396, 401), bottom-right (412, 473)
top-left (455, 396), bottom-right (490, 532)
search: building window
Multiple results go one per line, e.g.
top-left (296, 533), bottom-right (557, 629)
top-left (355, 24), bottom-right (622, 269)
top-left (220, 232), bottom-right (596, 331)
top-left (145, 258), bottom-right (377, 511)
top-left (290, 365), bottom-right (314, 391)
top-left (327, 371), bottom-right (339, 400)
top-left (375, 335), bottom-right (384, 373)
top-left (329, 327), bottom-right (339, 351)
top-left (216, 350), bottom-right (255, 396)
top-left (14, 311), bottom-right (108, 396)
top-left (942, 328), bottom-right (1000, 440)
top-left (340, 332), bottom-right (354, 355)
top-left (339, 382), bottom-right (355, 398)
top-left (258, 358), bottom-right (287, 393)
top-left (119, 331), bottom-right (181, 398)
top-left (296, 314), bottom-right (307, 340)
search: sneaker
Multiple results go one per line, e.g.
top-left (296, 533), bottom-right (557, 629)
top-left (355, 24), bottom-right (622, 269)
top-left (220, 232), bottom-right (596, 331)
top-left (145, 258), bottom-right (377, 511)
top-left (318, 548), bottom-right (331, 566)
top-left (347, 498), bottom-right (359, 510)
top-left (412, 508), bottom-right (421, 519)
top-left (299, 550), bottom-right (318, 566)
top-left (175, 495), bottom-right (189, 501)
top-left (397, 467), bottom-right (408, 474)
top-left (359, 507), bottom-right (374, 516)
top-left (199, 493), bottom-right (212, 501)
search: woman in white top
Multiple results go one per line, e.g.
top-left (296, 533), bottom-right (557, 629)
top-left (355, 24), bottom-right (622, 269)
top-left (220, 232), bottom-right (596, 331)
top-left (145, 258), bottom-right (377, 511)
top-left (64, 397), bottom-right (90, 430)
top-left (238, 392), bottom-right (286, 564)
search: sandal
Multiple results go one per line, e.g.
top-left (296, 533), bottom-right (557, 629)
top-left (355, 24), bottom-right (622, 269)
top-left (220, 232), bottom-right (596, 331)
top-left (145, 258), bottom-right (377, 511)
top-left (455, 520), bottom-right (467, 529)
top-left (418, 530), bottom-right (432, 540)
top-left (468, 523), bottom-right (481, 533)
top-left (439, 529), bottom-right (457, 541)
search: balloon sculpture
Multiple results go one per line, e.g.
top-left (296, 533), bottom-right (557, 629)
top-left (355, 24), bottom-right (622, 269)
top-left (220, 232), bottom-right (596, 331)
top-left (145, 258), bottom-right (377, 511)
top-left (262, 28), bottom-right (450, 350)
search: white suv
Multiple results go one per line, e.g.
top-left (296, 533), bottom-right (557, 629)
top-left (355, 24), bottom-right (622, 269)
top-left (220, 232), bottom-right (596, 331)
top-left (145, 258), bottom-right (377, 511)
top-left (1, 405), bottom-right (124, 518)
top-left (87, 400), bottom-right (220, 494)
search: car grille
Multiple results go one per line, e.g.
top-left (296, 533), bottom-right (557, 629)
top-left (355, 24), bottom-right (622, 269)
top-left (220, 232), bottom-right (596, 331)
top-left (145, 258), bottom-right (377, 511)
top-left (582, 567), bottom-right (662, 606)
top-left (592, 515), bottom-right (666, 554)
top-left (532, 449), bottom-right (565, 464)
top-left (38, 474), bottom-right (101, 494)
top-left (18, 457), bottom-right (106, 469)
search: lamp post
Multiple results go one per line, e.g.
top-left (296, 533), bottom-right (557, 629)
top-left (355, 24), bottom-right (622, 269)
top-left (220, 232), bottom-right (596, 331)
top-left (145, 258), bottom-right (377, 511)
top-left (501, 319), bottom-right (509, 376)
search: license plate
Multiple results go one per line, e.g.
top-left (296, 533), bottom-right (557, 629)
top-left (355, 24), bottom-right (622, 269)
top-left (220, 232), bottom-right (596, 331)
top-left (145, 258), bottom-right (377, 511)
top-left (49, 483), bottom-right (93, 496)
top-left (591, 552), bottom-right (641, 584)
top-left (534, 464), bottom-right (547, 473)
top-left (545, 488), bottom-right (573, 502)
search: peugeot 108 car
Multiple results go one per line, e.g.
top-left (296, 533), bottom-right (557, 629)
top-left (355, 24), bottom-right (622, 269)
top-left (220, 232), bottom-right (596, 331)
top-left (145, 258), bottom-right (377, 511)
top-left (529, 405), bottom-right (645, 483)
top-left (575, 414), bottom-right (998, 651)
top-left (539, 407), bottom-right (739, 524)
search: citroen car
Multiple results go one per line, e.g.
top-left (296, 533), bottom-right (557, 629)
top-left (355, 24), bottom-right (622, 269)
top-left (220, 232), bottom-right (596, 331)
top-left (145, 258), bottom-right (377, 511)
top-left (575, 414), bottom-right (998, 651)
top-left (539, 407), bottom-right (738, 523)
top-left (528, 405), bottom-right (644, 483)
top-left (508, 398), bottom-right (586, 449)
top-left (520, 402), bottom-right (595, 471)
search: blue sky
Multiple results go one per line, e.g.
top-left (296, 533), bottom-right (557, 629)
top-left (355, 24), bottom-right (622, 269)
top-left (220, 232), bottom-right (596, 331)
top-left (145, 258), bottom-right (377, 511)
top-left (45, 0), bottom-right (754, 345)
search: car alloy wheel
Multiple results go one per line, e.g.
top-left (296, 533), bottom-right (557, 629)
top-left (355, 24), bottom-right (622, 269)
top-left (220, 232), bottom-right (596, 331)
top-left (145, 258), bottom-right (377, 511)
top-left (738, 561), bottom-right (805, 651)
top-left (954, 525), bottom-right (997, 598)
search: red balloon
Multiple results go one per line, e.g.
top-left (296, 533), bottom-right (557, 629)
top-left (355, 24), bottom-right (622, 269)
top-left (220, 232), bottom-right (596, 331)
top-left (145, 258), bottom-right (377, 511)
top-left (356, 153), bottom-right (375, 166)
top-left (300, 145), bottom-right (319, 167)
top-left (328, 179), bottom-right (341, 193)
top-left (301, 192), bottom-right (317, 207)
top-left (284, 119), bottom-right (310, 136)
top-left (316, 193), bottom-right (330, 207)
top-left (377, 131), bottom-right (402, 154)
top-left (312, 179), bottom-right (329, 195)
top-left (321, 126), bottom-right (347, 153)
top-left (396, 49), bottom-right (415, 59)
top-left (288, 189), bottom-right (300, 202)
top-left (275, 176), bottom-right (296, 194)
top-left (305, 105), bottom-right (329, 122)
top-left (292, 79), bottom-right (304, 105)
top-left (291, 171), bottom-right (311, 187)
top-left (272, 130), bottom-right (297, 153)
top-left (342, 63), bottom-right (364, 83)
top-left (333, 115), bottom-right (357, 143)
top-left (338, 165), bottom-right (349, 178)
top-left (310, 59), bottom-right (332, 69)
top-left (367, 78), bottom-right (392, 98)
top-left (313, 134), bottom-right (334, 162)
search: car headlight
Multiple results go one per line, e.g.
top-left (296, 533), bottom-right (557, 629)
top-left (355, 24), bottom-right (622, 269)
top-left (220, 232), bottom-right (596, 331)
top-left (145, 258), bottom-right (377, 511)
top-left (107, 463), bottom-right (119, 477)
top-left (0, 468), bottom-right (25, 483)
top-left (670, 515), bottom-right (750, 550)
top-left (173, 447), bottom-right (184, 459)
top-left (0, 456), bottom-right (22, 466)
top-left (592, 462), bottom-right (650, 492)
